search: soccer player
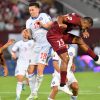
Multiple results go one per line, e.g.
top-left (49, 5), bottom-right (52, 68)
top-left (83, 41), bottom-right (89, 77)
top-left (11, 29), bottom-right (35, 100)
top-left (46, 13), bottom-right (100, 87)
top-left (26, 2), bottom-right (52, 100)
top-left (0, 39), bottom-right (14, 76)
top-left (48, 45), bottom-right (78, 100)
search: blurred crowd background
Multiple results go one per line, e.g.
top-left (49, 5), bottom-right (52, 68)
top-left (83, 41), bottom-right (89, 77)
top-left (0, 0), bottom-right (100, 75)
top-left (0, 0), bottom-right (63, 31)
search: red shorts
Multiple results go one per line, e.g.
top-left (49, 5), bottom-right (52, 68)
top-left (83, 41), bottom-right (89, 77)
top-left (47, 22), bottom-right (75, 54)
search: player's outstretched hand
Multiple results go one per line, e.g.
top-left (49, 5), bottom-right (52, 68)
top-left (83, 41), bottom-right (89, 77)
top-left (7, 39), bottom-right (15, 46)
top-left (82, 32), bottom-right (90, 38)
top-left (4, 67), bottom-right (8, 76)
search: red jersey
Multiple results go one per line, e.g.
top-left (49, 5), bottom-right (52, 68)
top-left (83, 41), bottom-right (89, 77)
top-left (63, 13), bottom-right (81, 33)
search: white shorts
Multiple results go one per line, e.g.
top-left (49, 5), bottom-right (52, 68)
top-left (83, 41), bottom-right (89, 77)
top-left (51, 71), bottom-right (77, 87)
top-left (15, 61), bottom-right (29, 76)
top-left (30, 44), bottom-right (50, 65)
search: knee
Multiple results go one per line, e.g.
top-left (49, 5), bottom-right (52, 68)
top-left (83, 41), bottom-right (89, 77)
top-left (28, 66), bottom-right (34, 74)
top-left (71, 83), bottom-right (79, 91)
top-left (53, 86), bottom-right (58, 93)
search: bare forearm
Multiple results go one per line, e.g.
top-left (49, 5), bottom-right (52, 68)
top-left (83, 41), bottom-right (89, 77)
top-left (57, 15), bottom-right (64, 25)
top-left (1, 44), bottom-right (9, 52)
top-left (41, 22), bottom-right (53, 29)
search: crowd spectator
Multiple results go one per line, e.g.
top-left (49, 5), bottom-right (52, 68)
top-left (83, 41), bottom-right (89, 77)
top-left (0, 0), bottom-right (62, 31)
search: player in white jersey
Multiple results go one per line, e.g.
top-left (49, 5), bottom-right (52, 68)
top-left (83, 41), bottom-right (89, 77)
top-left (48, 45), bottom-right (79, 100)
top-left (26, 2), bottom-right (53, 100)
top-left (11, 29), bottom-right (35, 100)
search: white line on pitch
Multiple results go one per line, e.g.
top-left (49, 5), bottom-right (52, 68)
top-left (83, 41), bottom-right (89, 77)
top-left (0, 91), bottom-right (100, 95)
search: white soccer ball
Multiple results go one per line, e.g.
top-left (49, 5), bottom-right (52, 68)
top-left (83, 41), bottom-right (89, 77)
top-left (95, 55), bottom-right (100, 65)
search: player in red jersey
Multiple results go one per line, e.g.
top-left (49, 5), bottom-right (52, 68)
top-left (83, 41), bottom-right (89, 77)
top-left (47, 13), bottom-right (100, 87)
top-left (0, 39), bottom-right (15, 76)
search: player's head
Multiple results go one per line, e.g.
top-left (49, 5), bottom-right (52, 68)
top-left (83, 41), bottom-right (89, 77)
top-left (81, 17), bottom-right (93, 30)
top-left (21, 29), bottom-right (32, 40)
top-left (29, 2), bottom-right (40, 17)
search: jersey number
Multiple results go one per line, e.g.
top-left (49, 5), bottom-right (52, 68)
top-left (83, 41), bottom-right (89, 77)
top-left (57, 39), bottom-right (65, 47)
top-left (41, 53), bottom-right (47, 60)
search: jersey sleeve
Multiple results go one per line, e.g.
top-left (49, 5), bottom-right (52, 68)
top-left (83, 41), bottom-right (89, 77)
top-left (42, 13), bottom-right (52, 23)
top-left (64, 13), bottom-right (81, 25)
top-left (26, 19), bottom-right (31, 29)
top-left (12, 42), bottom-right (19, 52)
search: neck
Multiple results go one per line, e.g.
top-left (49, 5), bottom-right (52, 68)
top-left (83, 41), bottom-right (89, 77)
top-left (23, 38), bottom-right (28, 42)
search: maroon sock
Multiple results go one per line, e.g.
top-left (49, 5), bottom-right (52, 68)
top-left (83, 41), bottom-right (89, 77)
top-left (87, 48), bottom-right (98, 61)
top-left (60, 71), bottom-right (67, 87)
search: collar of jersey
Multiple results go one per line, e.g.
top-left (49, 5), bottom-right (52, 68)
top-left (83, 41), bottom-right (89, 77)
top-left (31, 17), bottom-right (38, 20)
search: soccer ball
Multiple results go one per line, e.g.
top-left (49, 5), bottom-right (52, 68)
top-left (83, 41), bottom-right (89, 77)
top-left (95, 55), bottom-right (100, 65)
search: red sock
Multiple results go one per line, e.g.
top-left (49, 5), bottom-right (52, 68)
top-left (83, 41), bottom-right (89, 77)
top-left (87, 48), bottom-right (98, 61)
top-left (60, 71), bottom-right (67, 87)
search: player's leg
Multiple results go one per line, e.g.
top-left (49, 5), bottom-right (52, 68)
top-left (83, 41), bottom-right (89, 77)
top-left (70, 82), bottom-right (78, 100)
top-left (58, 52), bottom-right (69, 86)
top-left (15, 62), bottom-right (28, 100)
top-left (67, 71), bottom-right (78, 100)
top-left (63, 33), bottom-right (100, 64)
top-left (48, 86), bottom-right (58, 100)
top-left (47, 33), bottom-right (69, 87)
top-left (16, 75), bottom-right (24, 100)
top-left (22, 72), bottom-right (29, 91)
top-left (27, 65), bottom-right (37, 100)
top-left (72, 36), bottom-right (100, 63)
top-left (28, 65), bottom-right (36, 93)
top-left (48, 73), bottom-right (60, 100)
top-left (33, 45), bottom-right (50, 95)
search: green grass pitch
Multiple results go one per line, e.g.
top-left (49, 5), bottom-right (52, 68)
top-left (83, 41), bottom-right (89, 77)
top-left (0, 72), bottom-right (100, 100)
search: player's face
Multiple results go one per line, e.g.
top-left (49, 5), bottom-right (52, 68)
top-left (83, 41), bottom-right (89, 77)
top-left (81, 19), bottom-right (91, 30)
top-left (22, 29), bottom-right (31, 40)
top-left (29, 6), bottom-right (40, 17)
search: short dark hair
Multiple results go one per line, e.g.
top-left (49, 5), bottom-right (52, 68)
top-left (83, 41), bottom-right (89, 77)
top-left (84, 17), bottom-right (93, 26)
top-left (29, 2), bottom-right (40, 8)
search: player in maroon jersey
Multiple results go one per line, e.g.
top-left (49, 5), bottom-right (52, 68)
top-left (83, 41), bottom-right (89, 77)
top-left (46, 13), bottom-right (100, 87)
top-left (0, 39), bottom-right (15, 76)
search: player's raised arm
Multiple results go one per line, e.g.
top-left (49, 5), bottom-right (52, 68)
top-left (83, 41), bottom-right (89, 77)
top-left (0, 39), bottom-right (15, 52)
top-left (36, 20), bottom-right (53, 29)
top-left (57, 15), bottom-right (67, 28)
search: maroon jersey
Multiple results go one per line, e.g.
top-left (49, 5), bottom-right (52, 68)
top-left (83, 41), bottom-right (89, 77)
top-left (63, 13), bottom-right (81, 33)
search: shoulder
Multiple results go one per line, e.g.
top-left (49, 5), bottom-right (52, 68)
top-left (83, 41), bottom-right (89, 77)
top-left (40, 13), bottom-right (51, 17)
top-left (26, 17), bottom-right (32, 23)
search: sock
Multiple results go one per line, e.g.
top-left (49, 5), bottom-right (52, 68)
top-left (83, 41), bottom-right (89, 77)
top-left (87, 48), bottom-right (98, 61)
top-left (70, 96), bottom-right (77, 100)
top-left (48, 97), bottom-right (54, 100)
top-left (16, 82), bottom-right (22, 99)
top-left (60, 71), bottom-right (67, 87)
top-left (28, 73), bottom-right (36, 93)
top-left (33, 75), bottom-right (43, 93)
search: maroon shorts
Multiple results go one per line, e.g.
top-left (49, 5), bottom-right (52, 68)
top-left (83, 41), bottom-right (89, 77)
top-left (47, 22), bottom-right (76, 54)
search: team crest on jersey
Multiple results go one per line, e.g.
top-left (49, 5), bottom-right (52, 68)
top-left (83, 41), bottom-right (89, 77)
top-left (69, 52), bottom-right (73, 56)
